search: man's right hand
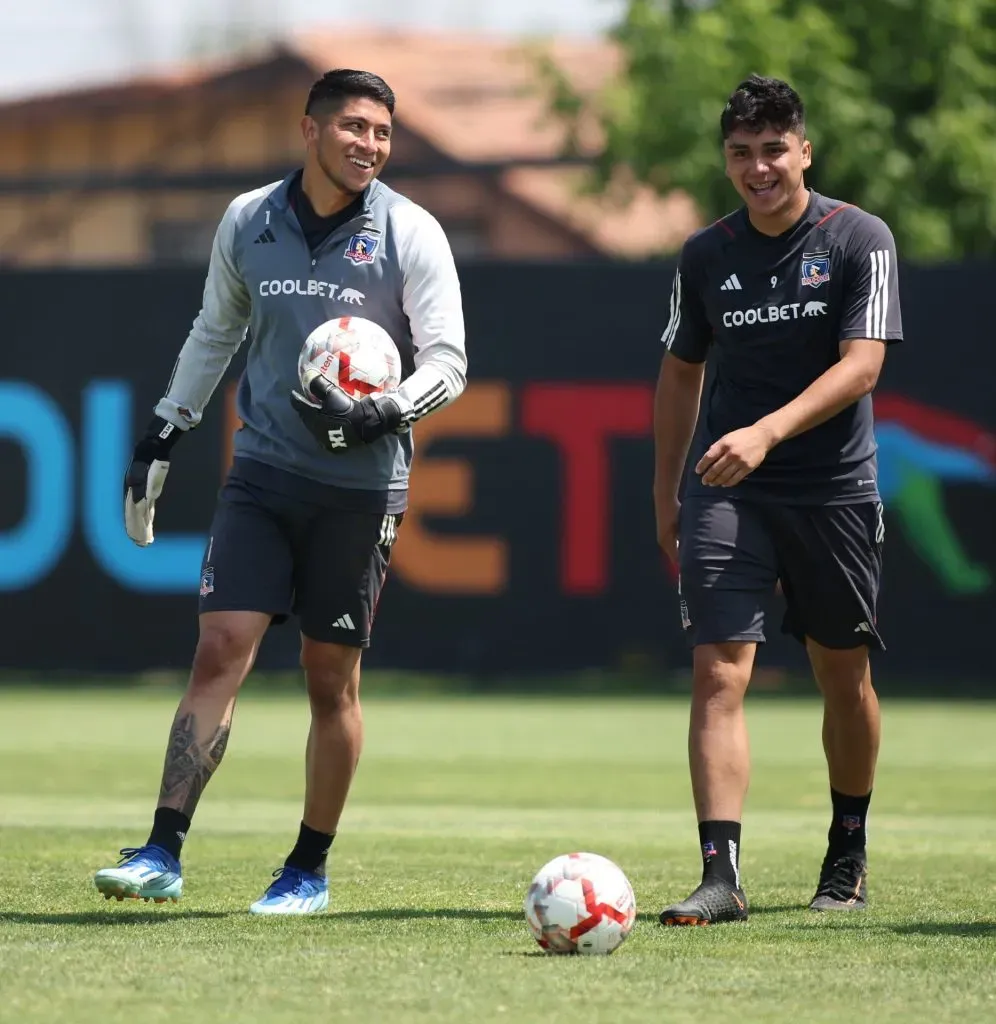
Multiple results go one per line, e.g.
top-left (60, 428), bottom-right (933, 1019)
top-left (124, 418), bottom-right (183, 546)
top-left (654, 491), bottom-right (681, 567)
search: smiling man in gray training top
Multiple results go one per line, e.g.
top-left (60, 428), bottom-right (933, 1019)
top-left (94, 68), bottom-right (467, 915)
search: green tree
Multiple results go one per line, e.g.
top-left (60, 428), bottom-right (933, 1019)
top-left (546, 0), bottom-right (996, 260)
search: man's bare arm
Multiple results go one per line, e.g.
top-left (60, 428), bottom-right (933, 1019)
top-left (696, 339), bottom-right (886, 488)
top-left (755, 339), bottom-right (886, 446)
top-left (654, 353), bottom-right (706, 500)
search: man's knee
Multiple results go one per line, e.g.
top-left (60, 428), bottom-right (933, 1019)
top-left (807, 639), bottom-right (872, 702)
top-left (301, 640), bottom-right (361, 717)
top-left (190, 613), bottom-right (267, 691)
top-left (693, 642), bottom-right (755, 709)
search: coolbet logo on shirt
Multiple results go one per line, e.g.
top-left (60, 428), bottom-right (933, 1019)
top-left (801, 250), bottom-right (831, 288)
top-left (345, 232), bottom-right (379, 265)
top-left (722, 302), bottom-right (827, 327)
top-left (257, 280), bottom-right (362, 304)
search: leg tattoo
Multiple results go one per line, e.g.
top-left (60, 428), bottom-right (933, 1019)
top-left (158, 712), bottom-right (231, 818)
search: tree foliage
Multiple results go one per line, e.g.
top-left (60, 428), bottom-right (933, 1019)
top-left (550, 0), bottom-right (996, 260)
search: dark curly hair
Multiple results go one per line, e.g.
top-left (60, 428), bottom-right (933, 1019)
top-left (720, 75), bottom-right (805, 140)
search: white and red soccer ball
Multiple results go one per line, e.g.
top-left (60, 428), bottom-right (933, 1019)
top-left (524, 852), bottom-right (636, 955)
top-left (298, 316), bottom-right (401, 402)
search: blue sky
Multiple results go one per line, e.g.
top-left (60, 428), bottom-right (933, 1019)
top-left (2, 0), bottom-right (626, 98)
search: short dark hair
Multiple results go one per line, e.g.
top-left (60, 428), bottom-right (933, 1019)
top-left (720, 75), bottom-right (805, 140)
top-left (305, 69), bottom-right (396, 118)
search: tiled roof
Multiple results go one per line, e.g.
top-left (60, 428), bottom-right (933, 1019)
top-left (503, 167), bottom-right (701, 258)
top-left (0, 29), bottom-right (700, 256)
top-left (290, 30), bottom-right (618, 163)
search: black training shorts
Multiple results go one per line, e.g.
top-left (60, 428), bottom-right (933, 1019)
top-left (677, 495), bottom-right (885, 650)
top-left (197, 469), bottom-right (401, 647)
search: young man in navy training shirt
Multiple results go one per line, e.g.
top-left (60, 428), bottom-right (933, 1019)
top-left (655, 74), bottom-right (902, 924)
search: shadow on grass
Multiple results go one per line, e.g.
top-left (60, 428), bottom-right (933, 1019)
top-left (0, 910), bottom-right (229, 926)
top-left (329, 908), bottom-right (521, 922)
top-left (331, 905), bottom-right (808, 928)
top-left (887, 921), bottom-right (996, 939)
top-left (642, 904), bottom-right (802, 923)
top-left (777, 918), bottom-right (996, 939)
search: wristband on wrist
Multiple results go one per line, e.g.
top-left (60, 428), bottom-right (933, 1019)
top-left (133, 416), bottom-right (184, 463)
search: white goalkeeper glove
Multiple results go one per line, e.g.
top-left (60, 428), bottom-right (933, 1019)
top-left (123, 418), bottom-right (182, 546)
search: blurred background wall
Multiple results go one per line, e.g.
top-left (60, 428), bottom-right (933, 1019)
top-left (2, 1), bottom-right (994, 691)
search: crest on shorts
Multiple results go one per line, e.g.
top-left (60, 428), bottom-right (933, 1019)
top-left (801, 251), bottom-right (831, 288)
top-left (344, 232), bottom-right (379, 265)
top-left (199, 565), bottom-right (215, 597)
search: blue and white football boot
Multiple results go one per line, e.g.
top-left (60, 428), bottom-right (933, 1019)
top-left (94, 845), bottom-right (183, 903)
top-left (249, 867), bottom-right (329, 915)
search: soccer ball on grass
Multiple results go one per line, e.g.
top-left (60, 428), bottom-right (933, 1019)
top-left (524, 852), bottom-right (636, 955)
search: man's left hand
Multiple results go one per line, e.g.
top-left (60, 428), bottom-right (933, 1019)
top-left (291, 372), bottom-right (403, 454)
top-left (695, 424), bottom-right (777, 487)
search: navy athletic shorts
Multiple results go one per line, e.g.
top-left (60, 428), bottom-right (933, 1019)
top-left (677, 495), bottom-right (885, 650)
top-left (197, 465), bottom-right (402, 648)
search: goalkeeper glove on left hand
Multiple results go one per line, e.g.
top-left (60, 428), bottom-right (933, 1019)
top-left (124, 417), bottom-right (183, 547)
top-left (290, 369), bottom-right (404, 454)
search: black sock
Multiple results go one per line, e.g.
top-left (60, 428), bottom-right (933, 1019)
top-left (147, 807), bottom-right (190, 861)
top-left (698, 820), bottom-right (742, 888)
top-left (284, 822), bottom-right (334, 876)
top-left (828, 788), bottom-right (871, 858)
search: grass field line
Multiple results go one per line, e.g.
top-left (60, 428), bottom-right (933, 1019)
top-left (4, 795), bottom-right (996, 840)
top-left (2, 693), bottom-right (994, 769)
top-left (2, 692), bottom-right (994, 1024)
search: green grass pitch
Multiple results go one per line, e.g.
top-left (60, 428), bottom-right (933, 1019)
top-left (1, 687), bottom-right (994, 1022)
